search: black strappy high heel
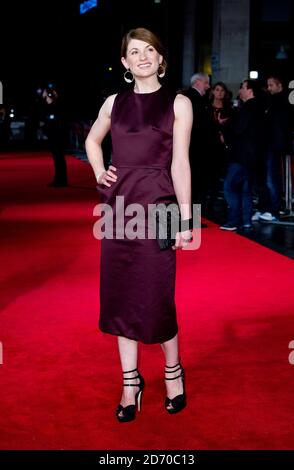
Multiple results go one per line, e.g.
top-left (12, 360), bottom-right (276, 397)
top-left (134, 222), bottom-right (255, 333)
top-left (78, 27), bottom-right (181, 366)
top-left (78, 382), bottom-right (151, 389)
top-left (116, 368), bottom-right (145, 423)
top-left (164, 362), bottom-right (186, 414)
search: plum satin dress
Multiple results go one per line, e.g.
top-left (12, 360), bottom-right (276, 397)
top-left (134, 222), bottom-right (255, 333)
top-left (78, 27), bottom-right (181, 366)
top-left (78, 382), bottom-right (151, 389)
top-left (97, 86), bottom-right (178, 344)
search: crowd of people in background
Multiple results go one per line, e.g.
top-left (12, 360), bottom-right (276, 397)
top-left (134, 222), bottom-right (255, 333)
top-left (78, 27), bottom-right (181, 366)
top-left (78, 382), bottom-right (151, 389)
top-left (183, 73), bottom-right (293, 230)
top-left (1, 72), bottom-right (293, 226)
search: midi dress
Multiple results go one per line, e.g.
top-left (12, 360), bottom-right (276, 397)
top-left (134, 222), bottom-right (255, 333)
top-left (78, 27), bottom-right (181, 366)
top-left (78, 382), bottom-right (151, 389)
top-left (97, 86), bottom-right (178, 344)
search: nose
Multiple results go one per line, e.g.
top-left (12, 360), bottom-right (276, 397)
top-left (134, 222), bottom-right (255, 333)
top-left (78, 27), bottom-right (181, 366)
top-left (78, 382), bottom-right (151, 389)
top-left (139, 50), bottom-right (146, 60)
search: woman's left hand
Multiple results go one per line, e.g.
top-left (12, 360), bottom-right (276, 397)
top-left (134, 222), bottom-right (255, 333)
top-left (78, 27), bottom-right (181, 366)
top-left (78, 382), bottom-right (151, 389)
top-left (172, 230), bottom-right (193, 250)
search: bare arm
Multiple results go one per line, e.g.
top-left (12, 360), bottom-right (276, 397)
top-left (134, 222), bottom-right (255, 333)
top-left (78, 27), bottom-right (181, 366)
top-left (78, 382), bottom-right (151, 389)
top-left (171, 94), bottom-right (193, 249)
top-left (85, 94), bottom-right (117, 186)
top-left (171, 93), bottom-right (193, 219)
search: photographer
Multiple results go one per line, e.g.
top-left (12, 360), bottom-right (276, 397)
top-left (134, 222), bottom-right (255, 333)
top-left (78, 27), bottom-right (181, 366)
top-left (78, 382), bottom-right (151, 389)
top-left (42, 86), bottom-right (68, 187)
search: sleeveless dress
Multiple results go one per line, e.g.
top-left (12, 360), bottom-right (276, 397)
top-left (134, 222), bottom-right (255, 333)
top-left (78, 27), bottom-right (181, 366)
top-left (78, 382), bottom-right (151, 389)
top-left (97, 86), bottom-right (178, 344)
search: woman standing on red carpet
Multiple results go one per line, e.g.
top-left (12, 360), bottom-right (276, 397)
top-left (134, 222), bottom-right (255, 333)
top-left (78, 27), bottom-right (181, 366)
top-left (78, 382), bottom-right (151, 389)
top-left (86, 28), bottom-right (193, 422)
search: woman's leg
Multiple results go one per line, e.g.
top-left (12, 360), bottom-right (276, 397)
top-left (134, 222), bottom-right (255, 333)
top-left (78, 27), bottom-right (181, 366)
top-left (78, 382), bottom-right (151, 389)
top-left (161, 334), bottom-right (184, 409)
top-left (117, 336), bottom-right (140, 414)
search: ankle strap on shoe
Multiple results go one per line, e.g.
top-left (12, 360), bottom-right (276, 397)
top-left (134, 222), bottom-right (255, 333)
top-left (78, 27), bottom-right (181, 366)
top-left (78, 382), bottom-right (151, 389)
top-left (165, 363), bottom-right (181, 373)
top-left (123, 381), bottom-right (140, 386)
top-left (122, 368), bottom-right (140, 387)
top-left (165, 362), bottom-right (180, 369)
top-left (123, 374), bottom-right (140, 387)
top-left (165, 363), bottom-right (182, 380)
top-left (122, 368), bottom-right (138, 374)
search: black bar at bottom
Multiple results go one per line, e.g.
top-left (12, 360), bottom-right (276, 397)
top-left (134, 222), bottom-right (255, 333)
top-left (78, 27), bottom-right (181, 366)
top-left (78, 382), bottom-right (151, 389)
top-left (0, 450), bottom-right (294, 467)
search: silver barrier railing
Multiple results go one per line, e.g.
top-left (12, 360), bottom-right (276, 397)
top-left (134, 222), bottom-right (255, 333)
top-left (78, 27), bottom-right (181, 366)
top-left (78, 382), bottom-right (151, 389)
top-left (285, 154), bottom-right (293, 215)
top-left (279, 153), bottom-right (294, 224)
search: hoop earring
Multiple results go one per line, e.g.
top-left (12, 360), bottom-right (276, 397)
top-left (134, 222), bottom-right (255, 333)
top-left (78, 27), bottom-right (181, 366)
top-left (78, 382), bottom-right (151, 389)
top-left (123, 69), bottom-right (134, 83)
top-left (157, 64), bottom-right (165, 78)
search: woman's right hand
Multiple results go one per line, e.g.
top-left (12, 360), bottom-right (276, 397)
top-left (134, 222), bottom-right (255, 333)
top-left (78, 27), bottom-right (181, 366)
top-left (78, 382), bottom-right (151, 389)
top-left (217, 114), bottom-right (229, 126)
top-left (97, 165), bottom-right (117, 187)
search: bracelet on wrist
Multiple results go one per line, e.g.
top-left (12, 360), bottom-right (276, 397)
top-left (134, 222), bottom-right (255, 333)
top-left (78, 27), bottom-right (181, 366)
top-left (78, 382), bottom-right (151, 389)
top-left (180, 218), bottom-right (193, 231)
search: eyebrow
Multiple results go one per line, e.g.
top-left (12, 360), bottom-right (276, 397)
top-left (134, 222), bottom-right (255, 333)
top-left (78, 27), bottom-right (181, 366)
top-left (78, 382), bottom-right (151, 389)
top-left (128, 44), bottom-right (152, 53)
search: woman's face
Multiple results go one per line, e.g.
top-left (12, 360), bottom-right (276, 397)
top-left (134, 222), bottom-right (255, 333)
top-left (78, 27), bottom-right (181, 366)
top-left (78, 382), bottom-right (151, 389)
top-left (213, 85), bottom-right (226, 100)
top-left (121, 39), bottom-right (163, 78)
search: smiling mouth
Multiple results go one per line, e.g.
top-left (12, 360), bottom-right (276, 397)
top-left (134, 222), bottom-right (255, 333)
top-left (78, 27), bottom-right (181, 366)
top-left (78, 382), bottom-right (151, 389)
top-left (138, 63), bottom-right (152, 68)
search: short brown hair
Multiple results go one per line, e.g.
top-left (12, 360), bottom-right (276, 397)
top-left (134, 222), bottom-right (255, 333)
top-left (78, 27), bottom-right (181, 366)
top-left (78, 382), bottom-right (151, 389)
top-left (121, 27), bottom-right (167, 71)
top-left (267, 76), bottom-right (283, 87)
top-left (243, 79), bottom-right (260, 97)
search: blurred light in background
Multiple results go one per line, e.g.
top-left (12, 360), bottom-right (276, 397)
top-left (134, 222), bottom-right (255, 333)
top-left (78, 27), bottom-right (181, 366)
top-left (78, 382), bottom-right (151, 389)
top-left (249, 71), bottom-right (258, 79)
top-left (276, 45), bottom-right (288, 60)
top-left (80, 0), bottom-right (98, 15)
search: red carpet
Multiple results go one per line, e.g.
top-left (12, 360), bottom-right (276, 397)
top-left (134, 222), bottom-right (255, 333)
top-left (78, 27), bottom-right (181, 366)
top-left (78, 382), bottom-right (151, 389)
top-left (0, 151), bottom-right (294, 450)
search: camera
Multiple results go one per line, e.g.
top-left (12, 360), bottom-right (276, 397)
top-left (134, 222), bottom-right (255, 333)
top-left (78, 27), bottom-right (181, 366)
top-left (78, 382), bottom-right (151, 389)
top-left (43, 84), bottom-right (57, 100)
top-left (45, 87), bottom-right (57, 99)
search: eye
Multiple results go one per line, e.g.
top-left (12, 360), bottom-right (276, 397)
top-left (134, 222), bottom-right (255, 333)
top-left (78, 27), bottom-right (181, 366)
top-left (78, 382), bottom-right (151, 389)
top-left (148, 47), bottom-right (154, 52)
top-left (130, 50), bottom-right (138, 55)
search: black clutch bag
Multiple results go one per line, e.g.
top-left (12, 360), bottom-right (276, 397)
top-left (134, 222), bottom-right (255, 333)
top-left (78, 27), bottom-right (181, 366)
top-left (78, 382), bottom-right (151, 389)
top-left (153, 203), bottom-right (193, 250)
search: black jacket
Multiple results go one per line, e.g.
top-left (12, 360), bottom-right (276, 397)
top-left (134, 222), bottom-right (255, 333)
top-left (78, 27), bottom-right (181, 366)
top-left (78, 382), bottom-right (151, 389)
top-left (266, 91), bottom-right (292, 154)
top-left (43, 99), bottom-right (66, 151)
top-left (227, 98), bottom-right (266, 171)
top-left (183, 87), bottom-right (212, 154)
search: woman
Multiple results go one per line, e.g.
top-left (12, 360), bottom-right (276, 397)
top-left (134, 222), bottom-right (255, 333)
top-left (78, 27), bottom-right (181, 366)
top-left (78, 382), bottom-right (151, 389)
top-left (209, 81), bottom-right (233, 155)
top-left (206, 82), bottom-right (233, 213)
top-left (85, 28), bottom-right (193, 422)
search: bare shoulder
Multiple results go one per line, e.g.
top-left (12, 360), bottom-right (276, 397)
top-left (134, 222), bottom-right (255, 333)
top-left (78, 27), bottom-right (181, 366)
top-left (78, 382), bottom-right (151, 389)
top-left (102, 93), bottom-right (118, 118)
top-left (173, 93), bottom-right (193, 117)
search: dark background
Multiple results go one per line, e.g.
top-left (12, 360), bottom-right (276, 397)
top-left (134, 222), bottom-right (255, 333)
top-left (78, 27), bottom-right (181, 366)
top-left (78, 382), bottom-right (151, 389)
top-left (1, 0), bottom-right (188, 119)
top-left (1, 0), bottom-right (293, 120)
